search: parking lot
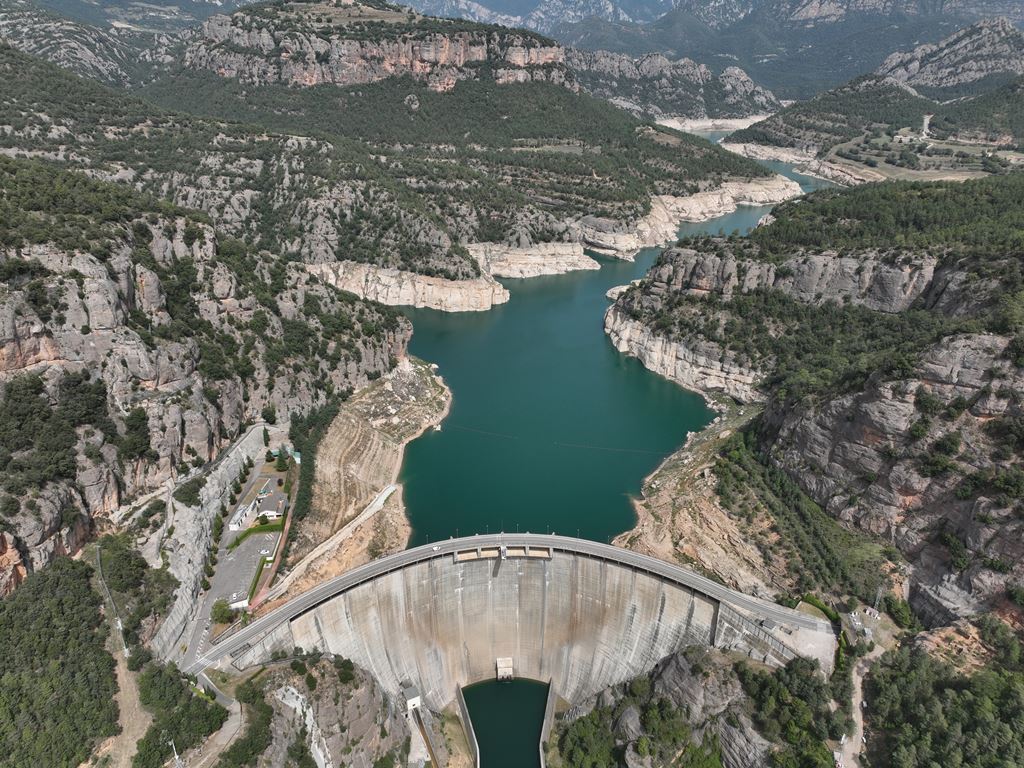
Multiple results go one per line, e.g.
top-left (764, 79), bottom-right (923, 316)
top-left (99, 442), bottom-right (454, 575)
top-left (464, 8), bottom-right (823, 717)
top-left (184, 457), bottom-right (288, 664)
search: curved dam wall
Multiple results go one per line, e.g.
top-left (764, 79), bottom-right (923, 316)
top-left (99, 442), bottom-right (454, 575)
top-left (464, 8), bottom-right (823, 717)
top-left (226, 544), bottom-right (819, 710)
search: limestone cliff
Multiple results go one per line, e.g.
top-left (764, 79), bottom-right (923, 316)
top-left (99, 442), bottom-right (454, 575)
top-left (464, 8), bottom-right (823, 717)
top-left (636, 247), bottom-right (962, 314)
top-left (582, 175), bottom-right (802, 259)
top-left (566, 48), bottom-right (779, 119)
top-left (558, 647), bottom-right (771, 768)
top-left (765, 334), bottom-right (1024, 623)
top-left (605, 306), bottom-right (762, 402)
top-left (307, 260), bottom-right (509, 311)
top-left (468, 241), bottom-right (599, 278)
top-left (0, 157), bottom-right (407, 595)
top-left (259, 659), bottom-right (416, 768)
top-left (185, 2), bottom-right (574, 92)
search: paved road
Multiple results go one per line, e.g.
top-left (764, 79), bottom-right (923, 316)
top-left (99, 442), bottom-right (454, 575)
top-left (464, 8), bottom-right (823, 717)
top-left (185, 533), bottom-right (832, 675)
top-left (182, 465), bottom-right (285, 668)
top-left (259, 483), bottom-right (399, 603)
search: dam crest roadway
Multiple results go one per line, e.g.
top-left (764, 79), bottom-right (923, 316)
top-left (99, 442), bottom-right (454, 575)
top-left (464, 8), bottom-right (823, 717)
top-left (190, 534), bottom-right (836, 709)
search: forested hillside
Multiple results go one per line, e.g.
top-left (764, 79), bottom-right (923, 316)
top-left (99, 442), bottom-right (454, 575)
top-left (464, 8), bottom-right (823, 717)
top-left (1, 28), bottom-right (766, 280)
top-left (0, 558), bottom-right (117, 767)
top-left (728, 75), bottom-right (933, 155)
top-left (610, 174), bottom-right (1024, 621)
top-left (0, 154), bottom-right (407, 592)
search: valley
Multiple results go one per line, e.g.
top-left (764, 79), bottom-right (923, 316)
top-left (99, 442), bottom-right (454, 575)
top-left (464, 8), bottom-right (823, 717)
top-left (0, 1), bottom-right (1023, 767)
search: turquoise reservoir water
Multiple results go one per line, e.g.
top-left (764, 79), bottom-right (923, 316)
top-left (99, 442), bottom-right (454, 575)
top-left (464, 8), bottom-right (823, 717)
top-left (401, 162), bottom-right (828, 548)
top-left (400, 159), bottom-right (829, 765)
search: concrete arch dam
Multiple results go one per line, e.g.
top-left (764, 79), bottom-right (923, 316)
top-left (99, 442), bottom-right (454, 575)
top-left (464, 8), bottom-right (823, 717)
top-left (195, 535), bottom-right (835, 709)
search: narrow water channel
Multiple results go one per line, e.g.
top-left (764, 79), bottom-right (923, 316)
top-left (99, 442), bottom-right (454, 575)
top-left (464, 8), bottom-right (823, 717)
top-left (399, 157), bottom-right (830, 765)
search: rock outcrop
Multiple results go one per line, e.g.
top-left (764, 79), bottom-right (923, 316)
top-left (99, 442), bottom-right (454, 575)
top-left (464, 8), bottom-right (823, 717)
top-left (877, 17), bottom-right (1024, 96)
top-left (0, 158), bottom-right (407, 595)
top-left (566, 48), bottom-right (779, 119)
top-left (563, 647), bottom-right (771, 768)
top-left (260, 659), bottom-right (417, 768)
top-left (765, 333), bottom-right (1024, 622)
top-left (582, 175), bottom-right (803, 259)
top-left (468, 241), bottom-right (599, 278)
top-left (605, 306), bottom-right (763, 403)
top-left (308, 260), bottom-right (509, 311)
top-left (185, 4), bottom-right (574, 92)
top-left (640, 248), bottom-right (944, 314)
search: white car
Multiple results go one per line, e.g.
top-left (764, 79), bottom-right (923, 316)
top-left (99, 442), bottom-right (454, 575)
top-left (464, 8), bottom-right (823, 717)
top-left (432, 545), bottom-right (440, 551)
top-left (260, 548), bottom-right (271, 555)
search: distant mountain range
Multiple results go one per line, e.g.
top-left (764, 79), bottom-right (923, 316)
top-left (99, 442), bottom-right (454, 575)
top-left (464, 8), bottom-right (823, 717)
top-left (730, 18), bottom-right (1024, 154)
top-left (405, 0), bottom-right (1024, 98)
top-left (0, 0), bottom-right (781, 119)
top-left (29, 0), bottom-right (250, 32)
top-left (877, 15), bottom-right (1024, 99)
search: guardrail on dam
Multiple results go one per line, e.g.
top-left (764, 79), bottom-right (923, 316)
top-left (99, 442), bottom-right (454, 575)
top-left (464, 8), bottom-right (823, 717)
top-left (192, 534), bottom-right (835, 710)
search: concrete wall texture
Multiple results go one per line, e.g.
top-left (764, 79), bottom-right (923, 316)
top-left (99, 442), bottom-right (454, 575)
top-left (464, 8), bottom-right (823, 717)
top-left (230, 550), bottom-right (802, 710)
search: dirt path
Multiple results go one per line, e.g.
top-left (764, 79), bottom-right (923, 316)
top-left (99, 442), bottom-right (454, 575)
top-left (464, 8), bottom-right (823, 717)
top-left (842, 656), bottom-right (868, 767)
top-left (842, 643), bottom-right (886, 768)
top-left (88, 645), bottom-right (151, 768)
top-left (266, 357), bottom-right (450, 601)
top-left (186, 700), bottom-right (244, 768)
top-left (613, 401), bottom-right (790, 599)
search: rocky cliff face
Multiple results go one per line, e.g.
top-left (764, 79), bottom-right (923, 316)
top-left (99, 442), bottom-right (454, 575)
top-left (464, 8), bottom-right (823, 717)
top-left (765, 333), bottom-right (1024, 623)
top-left (307, 260), bottom-right (509, 311)
top-left (581, 175), bottom-right (802, 259)
top-left (184, 3), bottom-right (574, 92)
top-left (0, 157), bottom-right (407, 595)
top-left (605, 306), bottom-right (763, 402)
top-left (877, 17), bottom-right (1024, 97)
top-left (566, 48), bottom-right (779, 119)
top-left (468, 241), bottom-right (599, 278)
top-left (562, 647), bottom-right (771, 768)
top-left (634, 247), bottom-right (985, 316)
top-left (260, 659), bottom-right (415, 768)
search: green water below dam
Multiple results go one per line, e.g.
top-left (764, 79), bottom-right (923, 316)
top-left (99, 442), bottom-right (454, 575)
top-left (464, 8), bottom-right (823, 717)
top-left (399, 158), bottom-right (829, 765)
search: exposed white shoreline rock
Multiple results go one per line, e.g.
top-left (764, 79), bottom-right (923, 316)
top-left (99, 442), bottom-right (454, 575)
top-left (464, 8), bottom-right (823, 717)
top-left (720, 142), bottom-right (884, 186)
top-left (658, 114), bottom-right (772, 133)
top-left (582, 175), bottom-right (802, 259)
top-left (467, 241), bottom-right (599, 278)
top-left (604, 306), bottom-right (763, 404)
top-left (309, 176), bottom-right (800, 311)
top-left (719, 142), bottom-right (816, 164)
top-left (307, 261), bottom-right (510, 312)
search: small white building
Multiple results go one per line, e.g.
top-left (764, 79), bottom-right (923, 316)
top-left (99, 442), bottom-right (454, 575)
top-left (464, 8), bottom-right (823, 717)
top-left (257, 490), bottom-right (288, 521)
top-left (403, 684), bottom-right (422, 712)
top-left (496, 657), bottom-right (513, 681)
